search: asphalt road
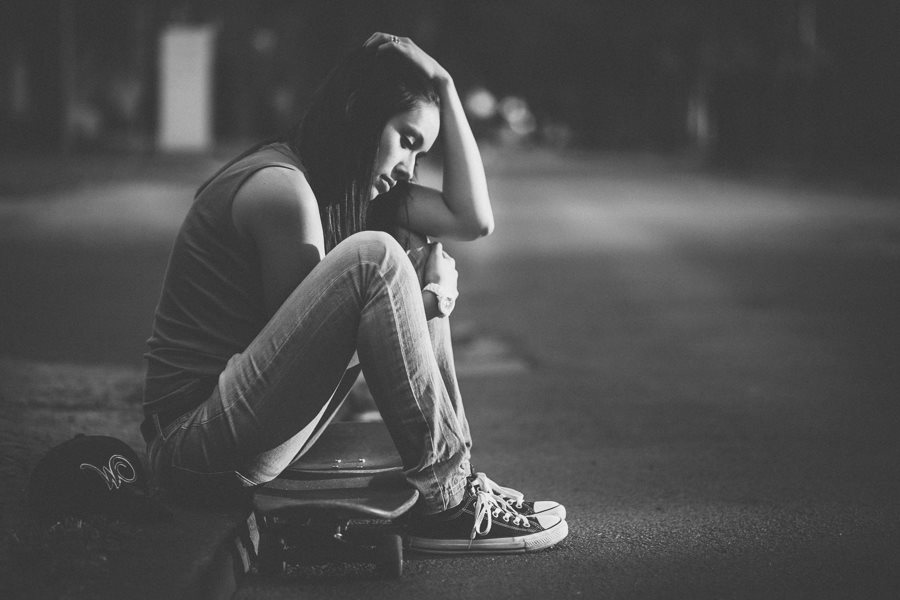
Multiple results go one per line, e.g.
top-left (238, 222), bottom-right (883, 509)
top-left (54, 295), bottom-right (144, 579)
top-left (238, 154), bottom-right (900, 598)
top-left (3, 150), bottom-right (899, 598)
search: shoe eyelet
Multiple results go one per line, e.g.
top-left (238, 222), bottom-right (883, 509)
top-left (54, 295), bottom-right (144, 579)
top-left (502, 515), bottom-right (510, 523)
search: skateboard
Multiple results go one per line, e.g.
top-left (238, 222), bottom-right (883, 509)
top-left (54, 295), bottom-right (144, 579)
top-left (252, 421), bottom-right (418, 578)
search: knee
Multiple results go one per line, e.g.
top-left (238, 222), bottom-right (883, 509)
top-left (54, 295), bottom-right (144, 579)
top-left (344, 230), bottom-right (407, 266)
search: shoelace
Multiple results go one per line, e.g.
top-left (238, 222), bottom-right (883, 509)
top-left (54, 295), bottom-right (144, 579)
top-left (470, 486), bottom-right (530, 540)
top-left (472, 472), bottom-right (526, 510)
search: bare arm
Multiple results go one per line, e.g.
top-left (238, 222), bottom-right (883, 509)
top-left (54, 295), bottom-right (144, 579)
top-left (367, 33), bottom-right (494, 241)
top-left (231, 167), bottom-right (324, 318)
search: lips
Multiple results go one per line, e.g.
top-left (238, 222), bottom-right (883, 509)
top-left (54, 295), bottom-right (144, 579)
top-left (376, 175), bottom-right (395, 195)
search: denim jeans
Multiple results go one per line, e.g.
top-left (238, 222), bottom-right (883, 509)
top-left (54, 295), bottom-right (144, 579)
top-left (147, 230), bottom-right (471, 513)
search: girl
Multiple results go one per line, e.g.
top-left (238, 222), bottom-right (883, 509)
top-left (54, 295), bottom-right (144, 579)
top-left (141, 33), bottom-right (566, 553)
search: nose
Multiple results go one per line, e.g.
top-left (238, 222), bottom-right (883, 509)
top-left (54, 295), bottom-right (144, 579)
top-left (393, 156), bottom-right (414, 182)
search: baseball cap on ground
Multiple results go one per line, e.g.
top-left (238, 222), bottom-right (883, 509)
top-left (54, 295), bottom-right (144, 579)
top-left (28, 434), bottom-right (171, 520)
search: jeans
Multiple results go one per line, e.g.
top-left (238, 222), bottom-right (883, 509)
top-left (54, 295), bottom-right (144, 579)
top-left (147, 230), bottom-right (471, 513)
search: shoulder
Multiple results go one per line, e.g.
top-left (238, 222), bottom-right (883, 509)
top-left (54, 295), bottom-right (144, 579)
top-left (232, 166), bottom-right (319, 240)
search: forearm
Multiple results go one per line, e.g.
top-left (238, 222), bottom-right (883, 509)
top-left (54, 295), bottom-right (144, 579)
top-left (422, 290), bottom-right (439, 320)
top-left (400, 230), bottom-right (449, 321)
top-left (434, 76), bottom-right (494, 237)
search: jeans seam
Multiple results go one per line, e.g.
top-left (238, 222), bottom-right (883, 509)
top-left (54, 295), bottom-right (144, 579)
top-left (378, 267), bottom-right (454, 509)
top-left (159, 412), bottom-right (191, 441)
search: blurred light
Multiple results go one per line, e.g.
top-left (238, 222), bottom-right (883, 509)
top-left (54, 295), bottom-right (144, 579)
top-left (465, 87), bottom-right (497, 120)
top-left (541, 120), bottom-right (573, 148)
top-left (271, 86), bottom-right (295, 123)
top-left (252, 28), bottom-right (278, 55)
top-left (109, 76), bottom-right (142, 121)
top-left (498, 96), bottom-right (536, 136)
top-left (67, 103), bottom-right (102, 140)
top-left (158, 25), bottom-right (215, 152)
top-left (799, 0), bottom-right (817, 50)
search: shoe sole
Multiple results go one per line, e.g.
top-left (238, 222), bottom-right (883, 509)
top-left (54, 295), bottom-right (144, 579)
top-left (407, 519), bottom-right (568, 554)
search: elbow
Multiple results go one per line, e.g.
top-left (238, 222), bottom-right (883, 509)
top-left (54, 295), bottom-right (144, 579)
top-left (460, 215), bottom-right (494, 240)
top-left (479, 215), bottom-right (495, 238)
top-left (472, 200), bottom-right (495, 238)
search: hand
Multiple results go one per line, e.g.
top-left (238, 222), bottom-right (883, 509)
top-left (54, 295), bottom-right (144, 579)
top-left (423, 242), bottom-right (458, 295)
top-left (363, 32), bottom-right (450, 83)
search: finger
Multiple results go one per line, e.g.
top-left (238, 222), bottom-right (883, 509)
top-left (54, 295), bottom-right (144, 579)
top-left (373, 34), bottom-right (410, 53)
top-left (365, 32), bottom-right (388, 44)
top-left (364, 32), bottom-right (393, 49)
top-left (426, 241), bottom-right (440, 262)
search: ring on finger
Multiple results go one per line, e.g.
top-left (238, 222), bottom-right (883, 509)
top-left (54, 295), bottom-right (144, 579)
top-left (391, 35), bottom-right (399, 44)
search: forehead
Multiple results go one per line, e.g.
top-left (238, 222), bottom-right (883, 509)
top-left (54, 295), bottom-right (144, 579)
top-left (387, 102), bottom-right (440, 148)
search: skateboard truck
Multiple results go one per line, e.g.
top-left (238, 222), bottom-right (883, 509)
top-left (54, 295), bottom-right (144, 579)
top-left (252, 422), bottom-right (418, 579)
top-left (257, 516), bottom-right (405, 578)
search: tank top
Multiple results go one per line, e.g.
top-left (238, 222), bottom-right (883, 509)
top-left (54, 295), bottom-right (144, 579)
top-left (140, 142), bottom-right (305, 442)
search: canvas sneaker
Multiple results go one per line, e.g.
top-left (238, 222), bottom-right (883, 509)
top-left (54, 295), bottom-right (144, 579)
top-left (407, 481), bottom-right (568, 554)
top-left (469, 472), bottom-right (566, 520)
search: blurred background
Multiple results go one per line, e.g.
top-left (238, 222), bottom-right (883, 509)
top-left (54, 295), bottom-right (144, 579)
top-left (3, 5), bottom-right (900, 597)
top-left (1, 0), bottom-right (899, 366)
top-left (1, 0), bottom-right (898, 173)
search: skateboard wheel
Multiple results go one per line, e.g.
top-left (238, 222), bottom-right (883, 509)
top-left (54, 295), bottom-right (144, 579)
top-left (375, 534), bottom-right (403, 578)
top-left (257, 533), bottom-right (287, 576)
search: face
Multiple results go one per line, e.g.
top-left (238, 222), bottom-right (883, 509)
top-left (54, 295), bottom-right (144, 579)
top-left (370, 102), bottom-right (440, 200)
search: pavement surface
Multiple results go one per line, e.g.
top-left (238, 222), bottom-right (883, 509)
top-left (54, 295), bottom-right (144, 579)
top-left (2, 147), bottom-right (900, 598)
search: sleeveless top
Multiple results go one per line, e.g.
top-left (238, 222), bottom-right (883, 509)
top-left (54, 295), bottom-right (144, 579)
top-left (140, 142), bottom-right (305, 442)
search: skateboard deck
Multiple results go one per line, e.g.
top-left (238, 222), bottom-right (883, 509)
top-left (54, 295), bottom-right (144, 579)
top-left (253, 421), bottom-right (418, 577)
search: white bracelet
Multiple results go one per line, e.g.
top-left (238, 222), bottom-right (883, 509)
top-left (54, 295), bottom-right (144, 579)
top-left (422, 282), bottom-right (458, 300)
top-left (423, 283), bottom-right (457, 317)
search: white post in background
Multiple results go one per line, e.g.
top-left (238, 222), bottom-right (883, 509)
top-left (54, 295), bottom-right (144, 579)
top-left (157, 24), bottom-right (215, 152)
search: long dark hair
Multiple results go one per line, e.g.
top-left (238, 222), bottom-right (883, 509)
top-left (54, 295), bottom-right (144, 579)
top-left (286, 46), bottom-right (440, 251)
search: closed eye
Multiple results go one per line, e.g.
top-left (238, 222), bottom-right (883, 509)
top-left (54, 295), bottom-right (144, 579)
top-left (399, 125), bottom-right (424, 151)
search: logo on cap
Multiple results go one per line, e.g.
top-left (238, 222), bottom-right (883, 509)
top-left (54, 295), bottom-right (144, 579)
top-left (80, 454), bottom-right (138, 491)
